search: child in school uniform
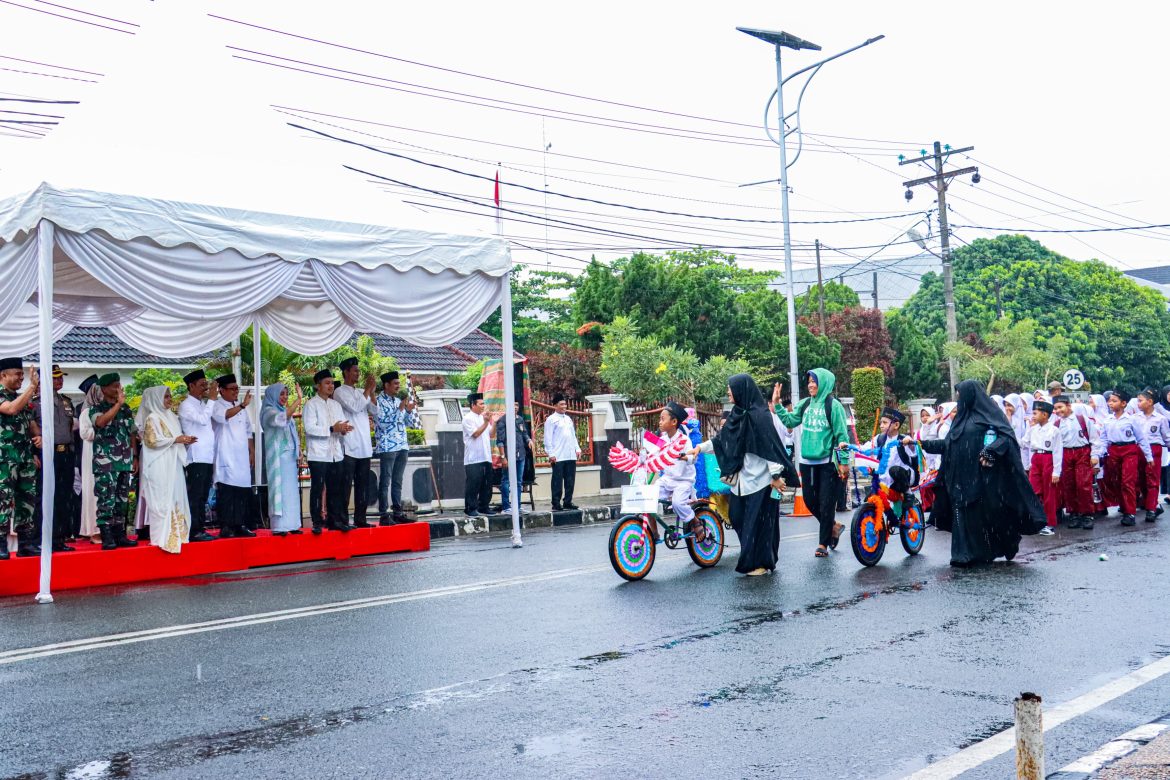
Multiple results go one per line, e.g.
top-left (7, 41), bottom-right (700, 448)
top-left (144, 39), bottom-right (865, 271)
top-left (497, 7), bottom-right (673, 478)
top-left (1101, 390), bottom-right (1153, 526)
top-left (1024, 400), bottom-right (1062, 535)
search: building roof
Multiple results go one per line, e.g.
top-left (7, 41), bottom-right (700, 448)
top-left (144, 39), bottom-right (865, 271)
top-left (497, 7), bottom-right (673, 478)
top-left (26, 327), bottom-right (522, 373)
top-left (1126, 266), bottom-right (1170, 287)
top-left (775, 252), bottom-right (938, 312)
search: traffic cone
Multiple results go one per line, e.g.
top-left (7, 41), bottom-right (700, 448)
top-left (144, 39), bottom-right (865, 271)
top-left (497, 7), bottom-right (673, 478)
top-left (787, 486), bottom-right (812, 517)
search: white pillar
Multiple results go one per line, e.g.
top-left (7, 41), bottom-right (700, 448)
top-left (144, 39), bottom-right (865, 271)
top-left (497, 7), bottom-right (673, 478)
top-left (1014, 692), bottom-right (1044, 779)
top-left (252, 320), bottom-right (263, 487)
top-left (35, 220), bottom-right (55, 604)
top-left (499, 271), bottom-right (522, 548)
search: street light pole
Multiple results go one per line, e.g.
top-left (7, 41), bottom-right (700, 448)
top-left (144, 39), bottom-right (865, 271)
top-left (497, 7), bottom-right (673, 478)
top-left (738, 28), bottom-right (884, 410)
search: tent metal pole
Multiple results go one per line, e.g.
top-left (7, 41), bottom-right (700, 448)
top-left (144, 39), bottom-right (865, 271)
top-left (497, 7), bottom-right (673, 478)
top-left (499, 270), bottom-right (522, 548)
top-left (35, 219), bottom-right (55, 604)
top-left (252, 320), bottom-right (262, 488)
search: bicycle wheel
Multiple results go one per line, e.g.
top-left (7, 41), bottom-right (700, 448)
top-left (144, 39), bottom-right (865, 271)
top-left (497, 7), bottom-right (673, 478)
top-left (609, 515), bottom-right (656, 581)
top-left (899, 504), bottom-right (926, 555)
top-left (850, 501), bottom-right (887, 567)
top-left (686, 507), bottom-right (724, 568)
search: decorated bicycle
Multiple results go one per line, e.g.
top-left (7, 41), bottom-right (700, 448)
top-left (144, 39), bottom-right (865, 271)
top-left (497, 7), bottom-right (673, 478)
top-left (846, 410), bottom-right (927, 566)
top-left (606, 403), bottom-right (726, 581)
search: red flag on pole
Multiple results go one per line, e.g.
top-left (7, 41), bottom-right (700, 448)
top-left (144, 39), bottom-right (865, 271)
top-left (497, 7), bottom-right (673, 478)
top-left (494, 170), bottom-right (500, 208)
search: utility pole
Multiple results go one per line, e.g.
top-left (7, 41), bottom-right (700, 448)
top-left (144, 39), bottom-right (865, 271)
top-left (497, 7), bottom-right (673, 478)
top-left (872, 271), bottom-right (879, 310)
top-left (815, 238), bottom-right (827, 335)
top-left (900, 141), bottom-right (979, 398)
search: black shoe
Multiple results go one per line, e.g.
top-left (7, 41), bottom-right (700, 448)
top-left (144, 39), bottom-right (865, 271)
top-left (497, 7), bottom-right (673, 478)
top-left (112, 524), bottom-right (137, 548)
top-left (289, 529), bottom-right (304, 535)
top-left (190, 532), bottom-right (215, 542)
top-left (353, 521), bottom-right (373, 528)
top-left (311, 526), bottom-right (323, 535)
top-left (551, 505), bottom-right (563, 512)
top-left (1095, 509), bottom-right (1109, 517)
top-left (273, 531), bottom-right (288, 537)
top-left (1081, 516), bottom-right (1094, 531)
top-left (1156, 506), bottom-right (1165, 518)
top-left (16, 542), bottom-right (40, 557)
top-left (236, 527), bottom-right (257, 538)
top-left (1146, 510), bottom-right (1157, 523)
top-left (379, 518), bottom-right (392, 526)
top-left (138, 525), bottom-right (151, 543)
top-left (52, 542), bottom-right (75, 552)
top-left (0, 546), bottom-right (8, 561)
top-left (328, 524), bottom-right (351, 533)
top-left (1121, 514), bottom-right (1137, 526)
top-left (100, 525), bottom-right (117, 550)
top-left (564, 503), bottom-right (579, 510)
top-left (218, 528), bottom-right (237, 538)
top-left (464, 510), bottom-right (481, 518)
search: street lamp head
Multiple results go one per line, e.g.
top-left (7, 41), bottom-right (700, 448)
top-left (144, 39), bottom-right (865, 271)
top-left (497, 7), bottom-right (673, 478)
top-left (736, 27), bottom-right (821, 51)
top-left (971, 171), bottom-right (981, 184)
top-left (907, 227), bottom-right (928, 249)
top-left (904, 189), bottom-right (914, 202)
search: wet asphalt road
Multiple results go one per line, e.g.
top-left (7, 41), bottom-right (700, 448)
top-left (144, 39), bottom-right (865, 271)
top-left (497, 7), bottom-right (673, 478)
top-left (2, 511), bottom-right (1170, 779)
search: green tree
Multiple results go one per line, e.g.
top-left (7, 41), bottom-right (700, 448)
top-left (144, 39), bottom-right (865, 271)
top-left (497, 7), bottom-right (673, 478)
top-left (851, 367), bottom-right (886, 441)
top-left (887, 310), bottom-right (943, 400)
top-left (796, 281), bottom-right (862, 321)
top-left (448, 359), bottom-right (487, 391)
top-left (901, 235), bottom-right (1170, 391)
top-left (124, 368), bottom-right (186, 408)
top-left (481, 268), bottom-right (581, 354)
top-left (944, 318), bottom-right (1071, 392)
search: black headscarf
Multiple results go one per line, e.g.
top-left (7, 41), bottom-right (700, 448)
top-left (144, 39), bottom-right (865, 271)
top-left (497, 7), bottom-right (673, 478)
top-left (948, 379), bottom-right (1016, 444)
top-left (713, 374), bottom-right (794, 481)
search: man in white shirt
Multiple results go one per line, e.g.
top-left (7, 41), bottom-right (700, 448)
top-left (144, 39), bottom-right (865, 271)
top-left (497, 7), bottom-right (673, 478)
top-left (544, 394), bottom-right (581, 511)
top-left (211, 373), bottom-right (254, 538)
top-left (302, 369), bottom-right (352, 533)
top-left (178, 369), bottom-right (217, 542)
top-left (462, 392), bottom-right (499, 517)
top-left (334, 356), bottom-right (377, 528)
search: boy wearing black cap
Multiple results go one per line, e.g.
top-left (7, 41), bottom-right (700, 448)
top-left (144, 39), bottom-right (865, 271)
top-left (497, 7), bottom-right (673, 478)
top-left (850, 408), bottom-right (916, 496)
top-left (655, 401), bottom-right (698, 537)
top-left (0, 357), bottom-right (42, 557)
top-left (1024, 400), bottom-right (1063, 535)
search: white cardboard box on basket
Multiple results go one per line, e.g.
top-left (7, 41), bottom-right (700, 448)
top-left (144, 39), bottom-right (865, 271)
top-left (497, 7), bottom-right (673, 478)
top-left (621, 483), bottom-right (659, 514)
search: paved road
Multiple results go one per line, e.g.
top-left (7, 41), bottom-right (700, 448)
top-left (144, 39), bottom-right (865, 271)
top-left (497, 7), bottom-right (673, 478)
top-left (2, 511), bottom-right (1170, 779)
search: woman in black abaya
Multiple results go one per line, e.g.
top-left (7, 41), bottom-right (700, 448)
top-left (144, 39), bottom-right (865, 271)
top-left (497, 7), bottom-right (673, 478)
top-left (909, 380), bottom-right (1046, 566)
top-left (694, 374), bottom-right (797, 575)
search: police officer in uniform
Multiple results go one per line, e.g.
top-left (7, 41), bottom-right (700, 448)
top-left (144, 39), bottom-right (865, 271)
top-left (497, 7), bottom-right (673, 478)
top-left (0, 357), bottom-right (42, 558)
top-left (90, 373), bottom-right (139, 549)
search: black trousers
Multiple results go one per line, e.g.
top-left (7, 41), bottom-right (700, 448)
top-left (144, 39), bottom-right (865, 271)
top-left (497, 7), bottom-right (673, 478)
top-left (464, 461), bottom-right (493, 514)
top-left (52, 449), bottom-right (74, 543)
top-left (551, 460), bottom-right (577, 508)
top-left (800, 462), bottom-right (842, 547)
top-left (186, 462), bottom-right (214, 535)
top-left (216, 483), bottom-right (252, 532)
top-left (342, 455), bottom-right (371, 526)
top-left (309, 461), bottom-right (346, 529)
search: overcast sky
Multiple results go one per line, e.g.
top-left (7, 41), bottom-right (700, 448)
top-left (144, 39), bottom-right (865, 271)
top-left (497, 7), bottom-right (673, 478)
top-left (2, 0), bottom-right (1166, 307)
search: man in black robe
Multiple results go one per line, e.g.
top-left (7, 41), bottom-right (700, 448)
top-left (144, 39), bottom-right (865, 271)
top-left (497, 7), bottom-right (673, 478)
top-left (905, 380), bottom-right (1046, 566)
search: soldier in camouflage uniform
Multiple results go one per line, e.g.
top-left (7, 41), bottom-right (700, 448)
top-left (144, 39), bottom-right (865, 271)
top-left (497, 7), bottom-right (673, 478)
top-left (90, 373), bottom-right (138, 550)
top-left (0, 356), bottom-right (43, 559)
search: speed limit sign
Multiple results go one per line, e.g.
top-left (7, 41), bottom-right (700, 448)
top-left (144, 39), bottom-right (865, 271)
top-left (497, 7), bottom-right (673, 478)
top-left (1062, 369), bottom-right (1085, 390)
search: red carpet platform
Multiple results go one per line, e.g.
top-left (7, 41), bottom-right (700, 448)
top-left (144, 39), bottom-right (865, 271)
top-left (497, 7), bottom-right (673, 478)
top-left (0, 524), bottom-right (431, 597)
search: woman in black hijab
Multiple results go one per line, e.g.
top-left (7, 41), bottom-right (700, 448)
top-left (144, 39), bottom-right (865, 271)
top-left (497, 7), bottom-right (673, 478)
top-left (693, 374), bottom-right (796, 575)
top-left (907, 379), bottom-right (1046, 566)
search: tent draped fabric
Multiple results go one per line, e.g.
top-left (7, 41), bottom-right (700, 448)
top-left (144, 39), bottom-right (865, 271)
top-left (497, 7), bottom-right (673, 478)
top-left (0, 185), bottom-right (511, 355)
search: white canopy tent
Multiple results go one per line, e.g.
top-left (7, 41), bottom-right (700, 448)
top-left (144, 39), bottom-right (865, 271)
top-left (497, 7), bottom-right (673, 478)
top-left (0, 3), bottom-right (525, 601)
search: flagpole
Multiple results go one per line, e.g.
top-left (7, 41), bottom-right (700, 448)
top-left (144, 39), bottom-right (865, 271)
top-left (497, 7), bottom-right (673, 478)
top-left (495, 168), bottom-right (523, 547)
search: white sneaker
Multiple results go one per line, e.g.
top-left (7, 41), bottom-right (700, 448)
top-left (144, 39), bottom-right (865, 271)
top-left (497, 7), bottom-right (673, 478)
top-left (1038, 526), bottom-right (1056, 536)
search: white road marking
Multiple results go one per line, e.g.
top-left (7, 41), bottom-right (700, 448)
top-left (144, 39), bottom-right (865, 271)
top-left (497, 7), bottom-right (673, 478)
top-left (904, 655), bottom-right (1170, 778)
top-left (0, 565), bottom-right (609, 665)
top-left (1055, 721), bottom-right (1170, 774)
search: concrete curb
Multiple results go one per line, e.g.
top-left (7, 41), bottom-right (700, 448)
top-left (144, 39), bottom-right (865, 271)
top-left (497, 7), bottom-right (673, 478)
top-left (424, 506), bottom-right (618, 538)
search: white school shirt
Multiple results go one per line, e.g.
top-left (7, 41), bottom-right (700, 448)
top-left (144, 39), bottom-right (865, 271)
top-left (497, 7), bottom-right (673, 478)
top-left (211, 398), bottom-right (253, 487)
top-left (178, 394), bottom-right (216, 465)
top-left (543, 412), bottom-right (581, 462)
top-left (302, 395), bottom-right (345, 463)
top-left (333, 383), bottom-right (375, 459)
top-left (462, 411), bottom-right (493, 465)
top-left (656, 429), bottom-right (696, 487)
top-left (1137, 411), bottom-right (1170, 449)
top-left (1101, 412), bottom-right (1154, 462)
top-left (1054, 412), bottom-right (1102, 459)
top-left (1024, 419), bottom-right (1063, 477)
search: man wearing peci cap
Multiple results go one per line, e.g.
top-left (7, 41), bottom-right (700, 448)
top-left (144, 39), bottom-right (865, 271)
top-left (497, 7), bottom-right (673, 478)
top-left (47, 365), bottom-right (76, 552)
top-left (0, 357), bottom-right (42, 558)
top-left (211, 373), bottom-right (255, 538)
top-left (302, 369), bottom-right (352, 533)
top-left (90, 373), bottom-right (139, 550)
top-left (178, 369), bottom-right (218, 542)
top-left (544, 394), bottom-right (581, 511)
top-left (373, 371), bottom-right (419, 525)
top-left (462, 392), bottom-right (500, 517)
top-left (334, 356), bottom-right (377, 528)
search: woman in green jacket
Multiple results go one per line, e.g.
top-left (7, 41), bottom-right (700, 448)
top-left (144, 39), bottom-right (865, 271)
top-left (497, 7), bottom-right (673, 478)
top-left (774, 368), bottom-right (851, 557)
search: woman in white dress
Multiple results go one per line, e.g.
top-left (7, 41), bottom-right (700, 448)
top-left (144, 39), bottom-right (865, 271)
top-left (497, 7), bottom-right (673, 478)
top-left (77, 380), bottom-right (102, 544)
top-left (261, 383), bottom-right (303, 535)
top-left (137, 386), bottom-right (195, 553)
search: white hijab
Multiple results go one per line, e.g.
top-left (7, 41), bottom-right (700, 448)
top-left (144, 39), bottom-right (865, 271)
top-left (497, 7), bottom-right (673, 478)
top-left (137, 386), bottom-right (190, 552)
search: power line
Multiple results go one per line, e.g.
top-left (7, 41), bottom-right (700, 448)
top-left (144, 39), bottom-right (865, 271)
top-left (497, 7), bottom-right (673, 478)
top-left (950, 220), bottom-right (1170, 235)
top-left (0, 0), bottom-right (134, 33)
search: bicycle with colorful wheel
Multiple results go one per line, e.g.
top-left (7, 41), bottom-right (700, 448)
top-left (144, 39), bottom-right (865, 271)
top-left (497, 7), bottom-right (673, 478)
top-left (605, 439), bottom-right (727, 581)
top-left (850, 475), bottom-right (927, 567)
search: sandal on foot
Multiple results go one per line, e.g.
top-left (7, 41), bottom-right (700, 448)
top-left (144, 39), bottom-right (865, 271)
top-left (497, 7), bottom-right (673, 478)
top-left (688, 519), bottom-right (707, 544)
top-left (829, 522), bottom-right (844, 550)
top-left (815, 546), bottom-right (829, 558)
